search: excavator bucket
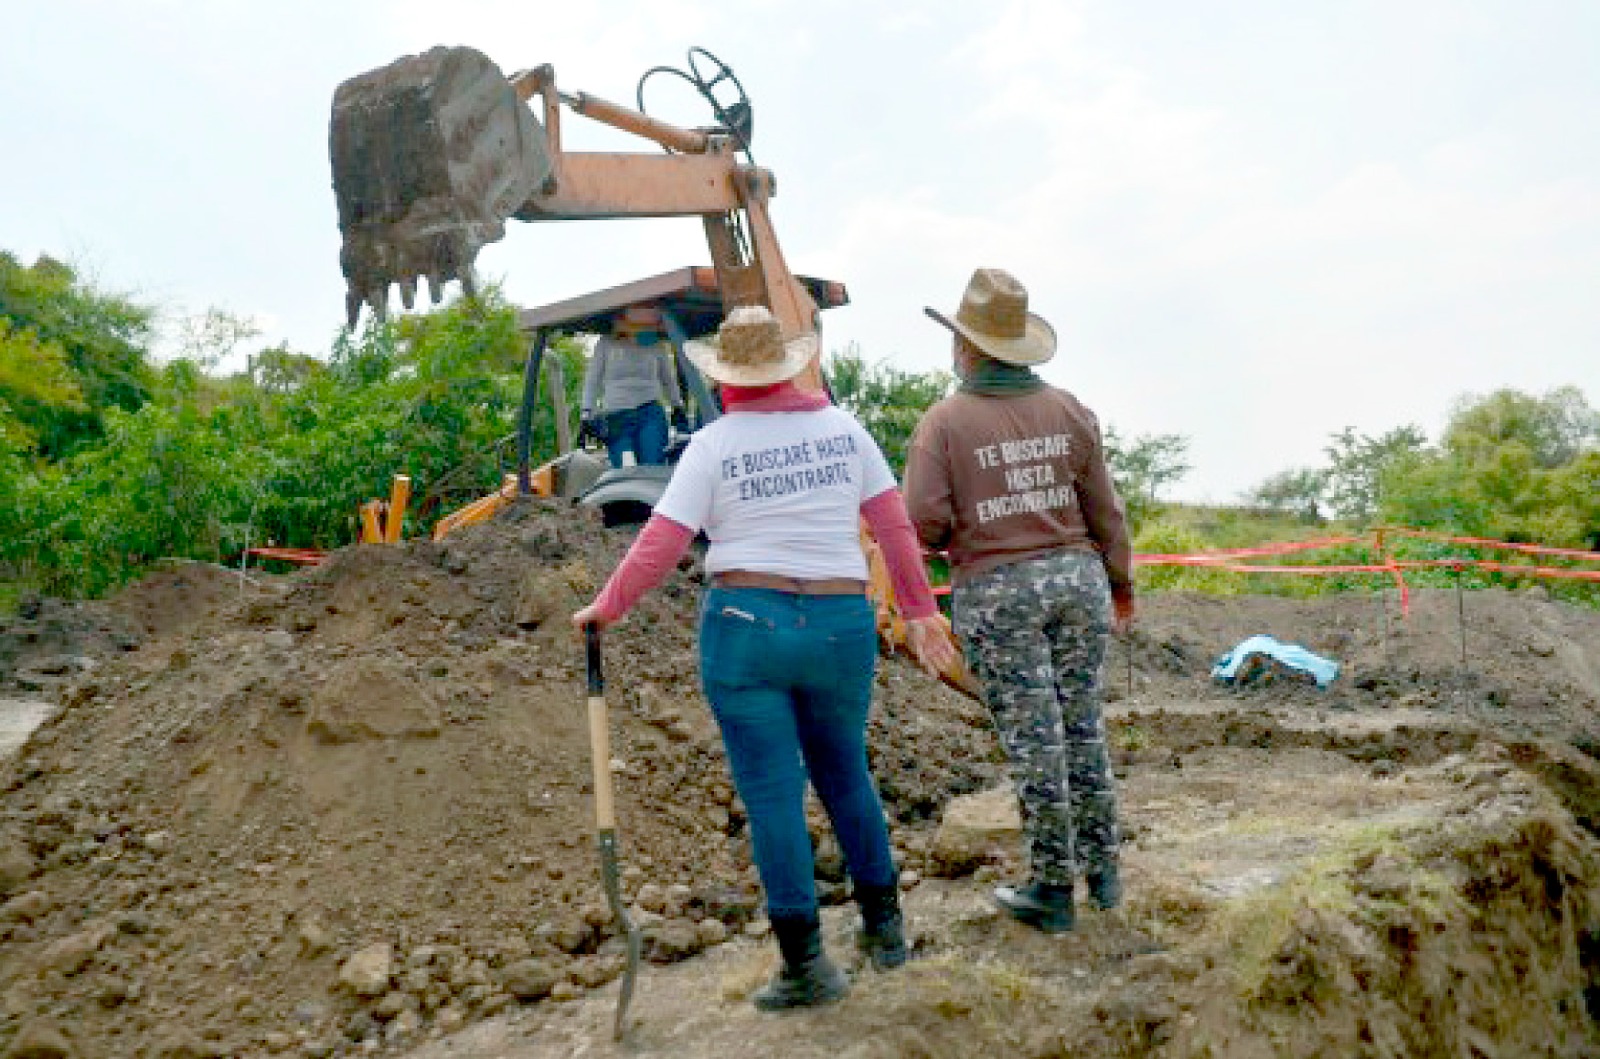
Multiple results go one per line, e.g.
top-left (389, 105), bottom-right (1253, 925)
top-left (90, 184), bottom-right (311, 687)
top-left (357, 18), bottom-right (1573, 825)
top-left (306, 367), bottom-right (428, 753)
top-left (330, 46), bottom-right (553, 326)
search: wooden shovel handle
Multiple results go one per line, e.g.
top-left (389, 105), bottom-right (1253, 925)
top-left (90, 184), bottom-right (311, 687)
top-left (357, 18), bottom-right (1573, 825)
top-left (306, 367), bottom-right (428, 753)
top-left (584, 625), bottom-right (616, 830)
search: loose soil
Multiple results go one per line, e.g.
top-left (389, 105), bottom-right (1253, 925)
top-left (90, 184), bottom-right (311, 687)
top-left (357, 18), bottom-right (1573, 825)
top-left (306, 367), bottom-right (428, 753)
top-left (1, 498), bottom-right (1599, 1058)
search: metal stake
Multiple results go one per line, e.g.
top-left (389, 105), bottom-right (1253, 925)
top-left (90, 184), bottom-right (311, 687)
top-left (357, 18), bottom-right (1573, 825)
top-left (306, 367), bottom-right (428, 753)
top-left (1378, 586), bottom-right (1389, 653)
top-left (1125, 635), bottom-right (1134, 702)
top-left (1454, 566), bottom-right (1469, 698)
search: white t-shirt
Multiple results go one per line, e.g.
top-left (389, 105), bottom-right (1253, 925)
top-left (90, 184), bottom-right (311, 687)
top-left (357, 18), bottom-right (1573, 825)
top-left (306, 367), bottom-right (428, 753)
top-left (654, 406), bottom-right (897, 581)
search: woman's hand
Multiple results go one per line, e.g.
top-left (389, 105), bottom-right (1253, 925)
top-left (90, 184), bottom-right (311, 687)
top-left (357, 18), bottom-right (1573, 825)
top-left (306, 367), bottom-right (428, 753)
top-left (904, 616), bottom-right (960, 678)
top-left (571, 601), bottom-right (614, 634)
top-left (1112, 594), bottom-right (1136, 636)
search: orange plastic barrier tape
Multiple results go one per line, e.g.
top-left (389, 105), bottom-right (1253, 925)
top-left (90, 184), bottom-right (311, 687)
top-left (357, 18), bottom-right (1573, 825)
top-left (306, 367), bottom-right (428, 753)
top-left (1394, 559), bottom-right (1600, 582)
top-left (1135, 536), bottom-right (1363, 564)
top-left (244, 547), bottom-right (328, 566)
top-left (1379, 527), bottom-right (1600, 564)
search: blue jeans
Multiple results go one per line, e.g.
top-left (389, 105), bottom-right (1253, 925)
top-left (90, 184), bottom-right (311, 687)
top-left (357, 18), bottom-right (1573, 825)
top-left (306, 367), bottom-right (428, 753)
top-left (603, 402), bottom-right (668, 468)
top-left (699, 587), bottom-right (897, 919)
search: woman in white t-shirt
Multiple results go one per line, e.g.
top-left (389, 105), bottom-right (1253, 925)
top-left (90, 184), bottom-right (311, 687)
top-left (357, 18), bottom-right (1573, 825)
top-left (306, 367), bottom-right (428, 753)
top-left (574, 306), bottom-right (954, 1012)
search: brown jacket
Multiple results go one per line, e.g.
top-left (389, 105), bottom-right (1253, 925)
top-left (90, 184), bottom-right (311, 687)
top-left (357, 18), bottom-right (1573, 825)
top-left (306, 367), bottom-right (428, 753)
top-left (903, 385), bottom-right (1132, 595)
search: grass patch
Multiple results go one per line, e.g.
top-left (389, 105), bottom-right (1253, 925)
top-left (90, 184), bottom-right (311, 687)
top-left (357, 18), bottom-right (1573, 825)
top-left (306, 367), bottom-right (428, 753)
top-left (1114, 723), bottom-right (1152, 753)
top-left (0, 579), bottom-right (20, 618)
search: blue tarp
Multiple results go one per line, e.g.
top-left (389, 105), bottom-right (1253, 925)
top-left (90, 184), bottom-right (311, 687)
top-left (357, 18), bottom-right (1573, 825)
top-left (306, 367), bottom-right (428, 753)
top-left (1212, 635), bottom-right (1340, 689)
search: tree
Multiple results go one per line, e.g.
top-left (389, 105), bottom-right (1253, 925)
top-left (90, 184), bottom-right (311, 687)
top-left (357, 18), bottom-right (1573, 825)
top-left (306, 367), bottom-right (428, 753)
top-left (247, 345), bottom-right (327, 395)
top-left (0, 320), bottom-right (86, 452)
top-left (0, 252), bottom-right (154, 455)
top-left (1322, 425), bottom-right (1428, 524)
top-left (1443, 386), bottom-right (1600, 469)
top-left (1104, 428), bottom-right (1191, 525)
top-left (1380, 387), bottom-right (1600, 546)
top-left (1247, 467), bottom-right (1327, 523)
top-left (827, 345), bottom-right (952, 474)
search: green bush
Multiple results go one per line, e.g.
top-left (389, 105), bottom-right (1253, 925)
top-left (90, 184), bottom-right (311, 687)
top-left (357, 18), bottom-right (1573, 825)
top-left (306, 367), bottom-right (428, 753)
top-left (1133, 521), bottom-right (1242, 595)
top-left (0, 284), bottom-right (585, 597)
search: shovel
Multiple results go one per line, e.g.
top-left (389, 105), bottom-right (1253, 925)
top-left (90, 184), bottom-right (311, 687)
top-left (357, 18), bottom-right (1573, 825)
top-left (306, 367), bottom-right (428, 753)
top-left (585, 624), bottom-right (641, 1039)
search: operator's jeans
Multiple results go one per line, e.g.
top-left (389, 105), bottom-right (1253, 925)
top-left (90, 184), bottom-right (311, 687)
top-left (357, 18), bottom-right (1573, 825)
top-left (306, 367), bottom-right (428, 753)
top-left (699, 587), bottom-right (898, 920)
top-left (603, 402), bottom-right (668, 468)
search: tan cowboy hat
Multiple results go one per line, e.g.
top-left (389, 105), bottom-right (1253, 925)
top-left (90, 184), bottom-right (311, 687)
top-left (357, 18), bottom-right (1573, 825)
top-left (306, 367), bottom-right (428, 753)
top-left (925, 268), bottom-right (1057, 366)
top-left (685, 305), bottom-right (819, 386)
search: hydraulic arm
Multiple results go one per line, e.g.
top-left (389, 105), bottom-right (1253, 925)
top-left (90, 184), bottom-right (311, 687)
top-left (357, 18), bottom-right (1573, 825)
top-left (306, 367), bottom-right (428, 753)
top-left (329, 45), bottom-right (819, 361)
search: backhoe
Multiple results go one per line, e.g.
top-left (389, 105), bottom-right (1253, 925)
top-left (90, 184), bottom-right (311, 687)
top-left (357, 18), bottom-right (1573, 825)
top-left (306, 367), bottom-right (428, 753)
top-left (328, 44), bottom-right (976, 696)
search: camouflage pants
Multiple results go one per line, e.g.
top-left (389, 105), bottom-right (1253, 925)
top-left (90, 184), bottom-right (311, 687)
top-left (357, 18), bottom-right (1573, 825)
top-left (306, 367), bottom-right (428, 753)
top-left (953, 550), bottom-right (1120, 887)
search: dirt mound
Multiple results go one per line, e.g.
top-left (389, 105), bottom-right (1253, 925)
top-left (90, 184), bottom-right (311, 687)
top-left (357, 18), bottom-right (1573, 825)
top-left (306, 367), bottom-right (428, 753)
top-left (108, 562), bottom-right (258, 640)
top-left (0, 500), bottom-right (998, 1057)
top-left (0, 561), bottom-right (250, 693)
top-left (0, 598), bottom-right (137, 695)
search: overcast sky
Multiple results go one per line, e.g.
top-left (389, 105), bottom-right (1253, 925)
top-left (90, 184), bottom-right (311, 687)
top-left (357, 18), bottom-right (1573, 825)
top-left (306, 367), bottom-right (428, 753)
top-left (4, 1), bottom-right (1596, 500)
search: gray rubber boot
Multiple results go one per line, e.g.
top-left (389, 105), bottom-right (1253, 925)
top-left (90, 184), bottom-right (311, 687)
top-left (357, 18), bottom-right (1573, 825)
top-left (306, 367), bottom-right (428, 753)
top-left (1087, 865), bottom-right (1123, 911)
top-left (992, 881), bottom-right (1075, 934)
top-left (854, 883), bottom-right (908, 970)
top-left (753, 914), bottom-right (849, 1012)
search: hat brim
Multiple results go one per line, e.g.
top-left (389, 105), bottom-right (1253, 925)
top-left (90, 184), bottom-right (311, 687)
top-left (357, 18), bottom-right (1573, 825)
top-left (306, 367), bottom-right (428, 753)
top-left (924, 307), bottom-right (1056, 366)
top-left (685, 332), bottom-right (820, 386)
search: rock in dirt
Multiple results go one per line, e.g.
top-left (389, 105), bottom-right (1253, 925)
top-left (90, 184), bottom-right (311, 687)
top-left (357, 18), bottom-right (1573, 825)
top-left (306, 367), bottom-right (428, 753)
top-left (0, 838), bottom-right (38, 897)
top-left (339, 942), bottom-right (395, 997)
top-left (36, 926), bottom-right (109, 977)
top-left (295, 916), bottom-right (335, 958)
top-left (513, 565), bottom-right (584, 635)
top-left (307, 659), bottom-right (441, 744)
top-left (374, 990), bottom-right (414, 1019)
top-left (385, 1010), bottom-right (422, 1045)
top-left (2, 889), bottom-right (51, 922)
top-left (647, 917), bottom-right (703, 963)
top-left (499, 958), bottom-right (561, 1001)
top-left (695, 918), bottom-right (728, 948)
top-left (4, 1021), bottom-right (74, 1059)
top-left (151, 1034), bottom-right (224, 1059)
top-left (930, 786), bottom-right (1021, 877)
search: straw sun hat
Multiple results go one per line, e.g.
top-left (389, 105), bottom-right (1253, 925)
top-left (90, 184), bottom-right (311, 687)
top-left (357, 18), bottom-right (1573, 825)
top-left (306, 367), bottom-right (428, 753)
top-left (685, 305), bottom-right (819, 386)
top-left (925, 267), bottom-right (1056, 366)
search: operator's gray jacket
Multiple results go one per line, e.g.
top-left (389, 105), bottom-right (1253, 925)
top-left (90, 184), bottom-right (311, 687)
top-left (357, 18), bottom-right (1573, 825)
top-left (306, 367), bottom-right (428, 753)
top-left (581, 337), bottom-right (684, 415)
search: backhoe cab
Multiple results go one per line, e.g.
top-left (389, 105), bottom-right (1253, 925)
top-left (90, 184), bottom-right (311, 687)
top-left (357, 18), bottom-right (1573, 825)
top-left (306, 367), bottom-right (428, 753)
top-left (428, 266), bottom-right (848, 537)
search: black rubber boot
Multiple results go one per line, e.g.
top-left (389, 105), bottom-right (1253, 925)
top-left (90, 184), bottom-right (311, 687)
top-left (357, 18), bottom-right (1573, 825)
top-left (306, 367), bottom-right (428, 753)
top-left (854, 883), bottom-right (908, 970)
top-left (752, 914), bottom-right (849, 1012)
top-left (1086, 865), bottom-right (1123, 911)
top-left (992, 881), bottom-right (1075, 934)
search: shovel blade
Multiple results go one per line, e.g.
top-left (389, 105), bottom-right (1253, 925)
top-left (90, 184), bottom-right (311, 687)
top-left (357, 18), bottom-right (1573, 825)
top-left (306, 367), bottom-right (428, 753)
top-left (598, 829), bottom-right (640, 1039)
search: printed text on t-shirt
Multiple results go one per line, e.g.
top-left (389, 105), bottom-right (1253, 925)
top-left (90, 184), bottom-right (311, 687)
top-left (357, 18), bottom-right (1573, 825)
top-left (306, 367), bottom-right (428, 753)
top-left (720, 432), bottom-right (859, 501)
top-left (972, 433), bottom-right (1075, 524)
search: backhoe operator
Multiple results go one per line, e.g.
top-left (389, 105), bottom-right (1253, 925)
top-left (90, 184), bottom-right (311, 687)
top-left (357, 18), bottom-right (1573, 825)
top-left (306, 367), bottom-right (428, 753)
top-left (581, 305), bottom-right (688, 468)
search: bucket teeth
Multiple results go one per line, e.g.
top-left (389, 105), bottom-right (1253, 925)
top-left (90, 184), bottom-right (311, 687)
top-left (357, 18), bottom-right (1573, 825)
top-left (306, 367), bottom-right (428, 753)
top-left (368, 288), bottom-right (389, 323)
top-left (345, 289), bottom-right (364, 331)
top-left (460, 265), bottom-right (479, 300)
top-left (329, 45), bottom-right (552, 328)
